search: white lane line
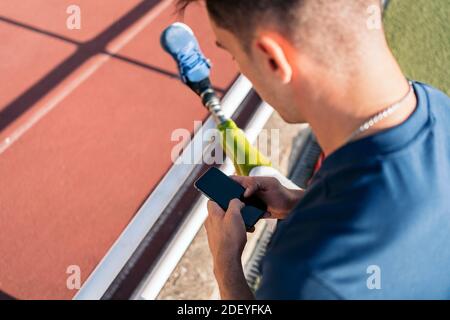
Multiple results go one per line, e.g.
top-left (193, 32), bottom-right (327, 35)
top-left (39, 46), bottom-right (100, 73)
top-left (0, 0), bottom-right (173, 156)
top-left (74, 75), bottom-right (253, 300)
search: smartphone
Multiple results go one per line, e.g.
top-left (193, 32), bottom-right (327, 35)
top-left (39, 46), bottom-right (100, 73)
top-left (194, 167), bottom-right (267, 231)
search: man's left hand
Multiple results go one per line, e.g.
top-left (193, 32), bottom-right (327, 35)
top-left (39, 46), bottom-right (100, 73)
top-left (205, 199), bottom-right (247, 269)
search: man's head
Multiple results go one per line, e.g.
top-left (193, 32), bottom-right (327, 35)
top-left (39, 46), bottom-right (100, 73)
top-left (177, 0), bottom-right (386, 123)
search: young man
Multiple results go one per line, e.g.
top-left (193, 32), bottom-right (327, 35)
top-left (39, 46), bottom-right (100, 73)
top-left (177, 0), bottom-right (450, 299)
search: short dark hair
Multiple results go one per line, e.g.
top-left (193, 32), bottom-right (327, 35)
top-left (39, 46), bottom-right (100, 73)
top-left (177, 0), bottom-right (381, 66)
top-left (176, 0), bottom-right (303, 50)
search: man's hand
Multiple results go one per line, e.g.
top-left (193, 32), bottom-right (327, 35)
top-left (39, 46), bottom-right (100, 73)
top-left (205, 199), bottom-right (254, 299)
top-left (204, 176), bottom-right (304, 300)
top-left (231, 175), bottom-right (304, 220)
top-left (205, 199), bottom-right (247, 268)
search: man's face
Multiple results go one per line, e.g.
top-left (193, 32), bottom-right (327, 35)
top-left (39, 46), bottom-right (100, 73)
top-left (210, 19), bottom-right (304, 124)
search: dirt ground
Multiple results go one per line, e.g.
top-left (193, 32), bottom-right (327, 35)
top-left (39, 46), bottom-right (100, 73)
top-left (158, 112), bottom-right (306, 300)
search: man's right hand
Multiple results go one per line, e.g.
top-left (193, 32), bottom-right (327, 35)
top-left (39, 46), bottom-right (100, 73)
top-left (231, 175), bottom-right (304, 220)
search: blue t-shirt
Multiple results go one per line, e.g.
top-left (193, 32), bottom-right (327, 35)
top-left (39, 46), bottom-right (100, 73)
top-left (256, 82), bottom-right (450, 299)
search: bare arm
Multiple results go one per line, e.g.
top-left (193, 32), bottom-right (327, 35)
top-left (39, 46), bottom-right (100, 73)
top-left (204, 176), bottom-right (304, 300)
top-left (214, 256), bottom-right (254, 300)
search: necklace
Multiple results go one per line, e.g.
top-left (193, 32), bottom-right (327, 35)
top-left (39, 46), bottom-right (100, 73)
top-left (346, 81), bottom-right (414, 143)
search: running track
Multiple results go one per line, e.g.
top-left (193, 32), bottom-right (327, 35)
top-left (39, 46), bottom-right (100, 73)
top-left (0, 0), bottom-right (238, 299)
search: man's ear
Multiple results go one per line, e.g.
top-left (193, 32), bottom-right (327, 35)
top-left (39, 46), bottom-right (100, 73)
top-left (253, 35), bottom-right (293, 84)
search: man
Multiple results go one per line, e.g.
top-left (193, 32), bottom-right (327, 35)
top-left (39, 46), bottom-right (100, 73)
top-left (177, 0), bottom-right (450, 299)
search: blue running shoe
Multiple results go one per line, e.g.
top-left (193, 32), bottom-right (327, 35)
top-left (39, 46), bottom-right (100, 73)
top-left (160, 22), bottom-right (211, 84)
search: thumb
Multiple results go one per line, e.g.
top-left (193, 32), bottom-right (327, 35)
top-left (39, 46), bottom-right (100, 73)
top-left (227, 199), bottom-right (245, 216)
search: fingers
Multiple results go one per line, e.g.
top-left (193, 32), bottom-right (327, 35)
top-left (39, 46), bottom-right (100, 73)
top-left (207, 199), bottom-right (244, 219)
top-left (208, 199), bottom-right (257, 233)
top-left (207, 200), bottom-right (225, 218)
top-left (205, 201), bottom-right (225, 237)
top-left (230, 175), bottom-right (247, 184)
top-left (230, 175), bottom-right (253, 191)
top-left (227, 199), bottom-right (245, 215)
top-left (245, 183), bottom-right (259, 198)
top-left (230, 175), bottom-right (259, 198)
top-left (226, 199), bottom-right (247, 232)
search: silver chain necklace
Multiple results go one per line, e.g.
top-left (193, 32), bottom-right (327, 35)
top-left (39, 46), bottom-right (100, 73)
top-left (346, 81), bottom-right (414, 143)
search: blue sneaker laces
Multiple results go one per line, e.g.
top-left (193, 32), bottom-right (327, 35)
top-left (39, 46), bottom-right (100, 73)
top-left (176, 44), bottom-right (210, 83)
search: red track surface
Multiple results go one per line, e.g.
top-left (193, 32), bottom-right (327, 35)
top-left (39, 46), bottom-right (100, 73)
top-left (0, 0), bottom-right (238, 299)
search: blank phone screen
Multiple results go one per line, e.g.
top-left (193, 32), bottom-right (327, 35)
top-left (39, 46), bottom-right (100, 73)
top-left (194, 167), bottom-right (267, 230)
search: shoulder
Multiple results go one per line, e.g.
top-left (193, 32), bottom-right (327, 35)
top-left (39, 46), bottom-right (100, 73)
top-left (417, 82), bottom-right (450, 103)
top-left (417, 82), bottom-right (450, 117)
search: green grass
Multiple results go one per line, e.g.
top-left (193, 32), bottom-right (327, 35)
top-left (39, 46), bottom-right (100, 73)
top-left (384, 0), bottom-right (450, 96)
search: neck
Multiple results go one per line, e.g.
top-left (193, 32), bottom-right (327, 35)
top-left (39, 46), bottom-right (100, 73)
top-left (305, 48), bottom-right (417, 156)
